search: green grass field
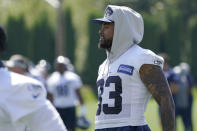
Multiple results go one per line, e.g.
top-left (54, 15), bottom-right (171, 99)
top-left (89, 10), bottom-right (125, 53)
top-left (76, 86), bottom-right (197, 131)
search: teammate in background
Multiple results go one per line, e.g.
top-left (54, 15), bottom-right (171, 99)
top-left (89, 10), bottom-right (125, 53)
top-left (92, 5), bottom-right (175, 131)
top-left (47, 56), bottom-right (86, 131)
top-left (5, 54), bottom-right (30, 76)
top-left (0, 25), bottom-right (67, 130)
top-left (30, 59), bottom-right (53, 101)
top-left (5, 54), bottom-right (48, 85)
top-left (157, 53), bottom-right (179, 130)
top-left (31, 59), bottom-right (51, 80)
top-left (158, 53), bottom-right (179, 102)
top-left (174, 62), bottom-right (195, 131)
top-left (30, 59), bottom-right (51, 85)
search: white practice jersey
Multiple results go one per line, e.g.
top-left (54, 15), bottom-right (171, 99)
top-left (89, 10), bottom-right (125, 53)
top-left (95, 45), bottom-right (164, 129)
top-left (47, 71), bottom-right (82, 108)
top-left (0, 67), bottom-right (67, 131)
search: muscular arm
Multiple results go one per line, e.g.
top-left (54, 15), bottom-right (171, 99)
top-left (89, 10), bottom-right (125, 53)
top-left (139, 64), bottom-right (175, 131)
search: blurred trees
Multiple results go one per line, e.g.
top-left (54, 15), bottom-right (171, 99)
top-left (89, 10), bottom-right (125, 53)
top-left (0, 0), bottom-right (76, 68)
top-left (0, 0), bottom-right (197, 89)
top-left (64, 8), bottom-right (76, 65)
top-left (190, 17), bottom-right (197, 86)
top-left (30, 12), bottom-right (55, 64)
top-left (82, 13), bottom-right (106, 94)
top-left (5, 16), bottom-right (30, 58)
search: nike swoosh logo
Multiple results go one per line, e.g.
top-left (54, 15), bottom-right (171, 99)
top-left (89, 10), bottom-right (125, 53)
top-left (32, 94), bottom-right (40, 99)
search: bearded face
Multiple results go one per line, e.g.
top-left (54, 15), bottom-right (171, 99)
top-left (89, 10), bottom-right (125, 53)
top-left (98, 23), bottom-right (114, 51)
top-left (98, 35), bottom-right (113, 51)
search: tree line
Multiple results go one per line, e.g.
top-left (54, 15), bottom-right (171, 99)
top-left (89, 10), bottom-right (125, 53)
top-left (0, 0), bottom-right (197, 93)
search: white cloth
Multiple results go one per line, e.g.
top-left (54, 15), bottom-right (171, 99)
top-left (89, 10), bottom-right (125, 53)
top-left (0, 68), bottom-right (67, 131)
top-left (47, 71), bottom-right (82, 108)
top-left (95, 45), bottom-right (164, 129)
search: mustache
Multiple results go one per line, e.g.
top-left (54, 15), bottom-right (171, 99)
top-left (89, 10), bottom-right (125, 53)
top-left (98, 38), bottom-right (112, 50)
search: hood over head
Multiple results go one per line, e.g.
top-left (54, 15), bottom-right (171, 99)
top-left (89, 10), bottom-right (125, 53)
top-left (93, 5), bottom-right (144, 62)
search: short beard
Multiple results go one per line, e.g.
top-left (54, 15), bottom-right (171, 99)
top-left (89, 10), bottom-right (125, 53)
top-left (98, 39), bottom-right (113, 51)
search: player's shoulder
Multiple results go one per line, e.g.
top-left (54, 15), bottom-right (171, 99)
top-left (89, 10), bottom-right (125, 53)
top-left (0, 69), bottom-right (44, 92)
top-left (7, 71), bottom-right (46, 100)
top-left (125, 45), bottom-right (164, 69)
top-left (64, 71), bottom-right (81, 81)
top-left (11, 71), bottom-right (43, 86)
top-left (10, 71), bottom-right (46, 97)
top-left (47, 71), bottom-right (60, 82)
top-left (129, 45), bottom-right (161, 59)
top-left (48, 71), bottom-right (59, 78)
top-left (131, 45), bottom-right (163, 62)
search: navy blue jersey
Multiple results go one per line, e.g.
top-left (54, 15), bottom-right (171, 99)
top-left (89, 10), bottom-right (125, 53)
top-left (0, 61), bottom-right (4, 68)
top-left (164, 68), bottom-right (179, 84)
top-left (187, 74), bottom-right (195, 88)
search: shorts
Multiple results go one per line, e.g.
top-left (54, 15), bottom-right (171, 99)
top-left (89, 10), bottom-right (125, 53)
top-left (95, 125), bottom-right (151, 131)
top-left (56, 107), bottom-right (76, 130)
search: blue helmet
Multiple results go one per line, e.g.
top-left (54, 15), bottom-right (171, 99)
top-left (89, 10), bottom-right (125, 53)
top-left (76, 115), bottom-right (91, 129)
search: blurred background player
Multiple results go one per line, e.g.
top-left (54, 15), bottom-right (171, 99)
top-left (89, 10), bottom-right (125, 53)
top-left (47, 55), bottom-right (87, 131)
top-left (0, 25), bottom-right (67, 131)
top-left (92, 5), bottom-right (175, 131)
top-left (5, 54), bottom-right (31, 76)
top-left (5, 54), bottom-right (49, 86)
top-left (30, 59), bottom-right (51, 85)
top-left (174, 62), bottom-right (195, 131)
top-left (158, 53), bottom-right (179, 98)
top-left (31, 59), bottom-right (51, 80)
top-left (158, 53), bottom-right (179, 129)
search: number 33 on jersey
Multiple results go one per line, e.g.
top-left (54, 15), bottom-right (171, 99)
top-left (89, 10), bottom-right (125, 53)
top-left (97, 75), bottom-right (122, 115)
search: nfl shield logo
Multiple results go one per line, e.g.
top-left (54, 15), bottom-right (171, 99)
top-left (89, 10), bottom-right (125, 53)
top-left (104, 7), bottom-right (113, 17)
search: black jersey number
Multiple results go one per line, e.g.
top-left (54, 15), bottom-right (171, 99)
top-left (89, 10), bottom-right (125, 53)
top-left (56, 84), bottom-right (69, 96)
top-left (96, 76), bottom-right (122, 115)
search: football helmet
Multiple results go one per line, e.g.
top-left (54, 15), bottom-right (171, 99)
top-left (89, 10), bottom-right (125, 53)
top-left (76, 115), bottom-right (90, 129)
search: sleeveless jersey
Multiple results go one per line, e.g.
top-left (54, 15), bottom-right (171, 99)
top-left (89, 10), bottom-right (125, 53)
top-left (95, 45), bottom-right (164, 129)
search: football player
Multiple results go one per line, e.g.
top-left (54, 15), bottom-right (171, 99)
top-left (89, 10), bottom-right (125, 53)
top-left (92, 5), bottom-right (175, 131)
top-left (0, 25), bottom-right (67, 131)
top-left (47, 56), bottom-right (86, 131)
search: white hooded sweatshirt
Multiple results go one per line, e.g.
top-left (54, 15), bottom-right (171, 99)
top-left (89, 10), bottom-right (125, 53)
top-left (95, 5), bottom-right (164, 129)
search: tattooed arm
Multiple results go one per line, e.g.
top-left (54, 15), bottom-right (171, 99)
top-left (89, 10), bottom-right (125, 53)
top-left (139, 64), bottom-right (175, 131)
